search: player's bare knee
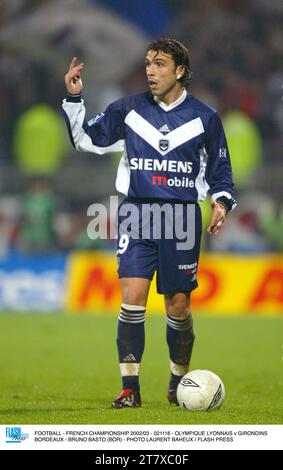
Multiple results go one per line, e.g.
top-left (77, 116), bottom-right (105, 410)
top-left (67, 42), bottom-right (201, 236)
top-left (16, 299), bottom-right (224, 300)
top-left (120, 278), bottom-right (150, 307)
top-left (122, 288), bottom-right (148, 306)
top-left (166, 298), bottom-right (190, 317)
top-left (122, 295), bottom-right (147, 307)
top-left (169, 304), bottom-right (190, 318)
top-left (165, 293), bottom-right (191, 318)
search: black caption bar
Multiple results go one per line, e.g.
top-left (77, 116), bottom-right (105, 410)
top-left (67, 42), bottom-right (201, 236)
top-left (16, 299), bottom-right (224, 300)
top-left (5, 449), bottom-right (274, 465)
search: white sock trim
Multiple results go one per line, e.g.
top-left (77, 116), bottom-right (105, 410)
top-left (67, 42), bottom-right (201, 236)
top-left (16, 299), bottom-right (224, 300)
top-left (120, 363), bottom-right (140, 376)
top-left (167, 310), bottom-right (193, 331)
top-left (170, 360), bottom-right (188, 377)
top-left (122, 303), bottom-right (146, 311)
top-left (119, 304), bottom-right (146, 324)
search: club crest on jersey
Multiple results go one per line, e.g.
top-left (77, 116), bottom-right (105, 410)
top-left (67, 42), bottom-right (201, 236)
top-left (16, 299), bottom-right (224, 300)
top-left (159, 139), bottom-right (169, 151)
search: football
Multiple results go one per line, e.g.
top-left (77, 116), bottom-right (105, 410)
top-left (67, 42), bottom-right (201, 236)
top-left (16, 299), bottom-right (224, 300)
top-left (177, 369), bottom-right (225, 411)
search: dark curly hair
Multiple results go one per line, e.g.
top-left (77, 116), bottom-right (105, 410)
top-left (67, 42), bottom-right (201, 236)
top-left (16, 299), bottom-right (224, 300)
top-left (145, 37), bottom-right (193, 88)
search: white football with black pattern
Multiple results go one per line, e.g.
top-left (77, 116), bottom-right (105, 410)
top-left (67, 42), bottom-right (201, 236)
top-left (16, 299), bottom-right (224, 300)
top-left (177, 369), bottom-right (225, 411)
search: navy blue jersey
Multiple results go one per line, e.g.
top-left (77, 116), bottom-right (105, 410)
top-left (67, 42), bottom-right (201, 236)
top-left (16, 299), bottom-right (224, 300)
top-left (62, 90), bottom-right (236, 208)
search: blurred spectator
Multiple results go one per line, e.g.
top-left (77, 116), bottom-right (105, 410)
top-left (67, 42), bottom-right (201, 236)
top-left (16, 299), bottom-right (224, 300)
top-left (259, 205), bottom-right (283, 251)
top-left (17, 178), bottom-right (57, 253)
top-left (206, 191), bottom-right (278, 253)
top-left (13, 104), bottom-right (68, 175)
top-left (222, 110), bottom-right (262, 188)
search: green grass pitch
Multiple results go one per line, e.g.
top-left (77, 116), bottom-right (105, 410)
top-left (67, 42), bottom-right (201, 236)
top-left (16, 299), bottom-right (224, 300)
top-left (0, 313), bottom-right (282, 424)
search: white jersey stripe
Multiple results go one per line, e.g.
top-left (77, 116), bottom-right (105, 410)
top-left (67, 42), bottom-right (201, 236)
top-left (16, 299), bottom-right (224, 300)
top-left (124, 110), bottom-right (204, 156)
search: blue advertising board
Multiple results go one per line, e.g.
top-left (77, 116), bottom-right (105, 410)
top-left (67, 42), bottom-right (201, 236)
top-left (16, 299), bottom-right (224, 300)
top-left (0, 252), bottom-right (67, 311)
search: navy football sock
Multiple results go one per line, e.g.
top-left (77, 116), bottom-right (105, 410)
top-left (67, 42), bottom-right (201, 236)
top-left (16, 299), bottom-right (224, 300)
top-left (116, 304), bottom-right (146, 392)
top-left (166, 311), bottom-right (195, 390)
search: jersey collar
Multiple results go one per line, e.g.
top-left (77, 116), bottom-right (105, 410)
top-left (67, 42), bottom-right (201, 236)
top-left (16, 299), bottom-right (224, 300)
top-left (154, 89), bottom-right (187, 112)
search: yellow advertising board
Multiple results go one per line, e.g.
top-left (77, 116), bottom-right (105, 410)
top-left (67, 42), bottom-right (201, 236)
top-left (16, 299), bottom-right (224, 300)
top-left (65, 252), bottom-right (283, 315)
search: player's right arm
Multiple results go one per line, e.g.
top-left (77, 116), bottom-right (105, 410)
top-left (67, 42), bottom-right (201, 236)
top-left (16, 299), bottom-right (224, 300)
top-left (62, 58), bottom-right (125, 154)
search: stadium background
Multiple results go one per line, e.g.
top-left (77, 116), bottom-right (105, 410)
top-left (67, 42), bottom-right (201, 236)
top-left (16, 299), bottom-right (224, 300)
top-left (0, 0), bottom-right (282, 425)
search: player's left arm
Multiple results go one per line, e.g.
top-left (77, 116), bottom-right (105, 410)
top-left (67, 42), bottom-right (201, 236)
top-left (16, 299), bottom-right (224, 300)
top-left (204, 112), bottom-right (237, 235)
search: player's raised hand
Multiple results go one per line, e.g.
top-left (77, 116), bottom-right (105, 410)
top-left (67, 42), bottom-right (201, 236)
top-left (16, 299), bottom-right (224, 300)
top-left (207, 201), bottom-right (227, 235)
top-left (64, 57), bottom-right (84, 95)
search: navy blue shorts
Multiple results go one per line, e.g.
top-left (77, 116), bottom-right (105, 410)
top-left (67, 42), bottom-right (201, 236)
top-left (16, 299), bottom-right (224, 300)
top-left (116, 198), bottom-right (202, 295)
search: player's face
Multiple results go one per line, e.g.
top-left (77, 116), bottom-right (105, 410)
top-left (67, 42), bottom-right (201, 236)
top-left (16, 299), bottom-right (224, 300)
top-left (145, 50), bottom-right (183, 100)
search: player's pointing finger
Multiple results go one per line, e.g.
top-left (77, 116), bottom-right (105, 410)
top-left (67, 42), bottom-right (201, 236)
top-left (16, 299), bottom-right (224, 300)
top-left (68, 57), bottom-right (77, 71)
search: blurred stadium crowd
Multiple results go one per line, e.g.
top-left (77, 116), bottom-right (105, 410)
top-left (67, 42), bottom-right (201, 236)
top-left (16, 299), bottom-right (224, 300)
top-left (0, 0), bottom-right (282, 255)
